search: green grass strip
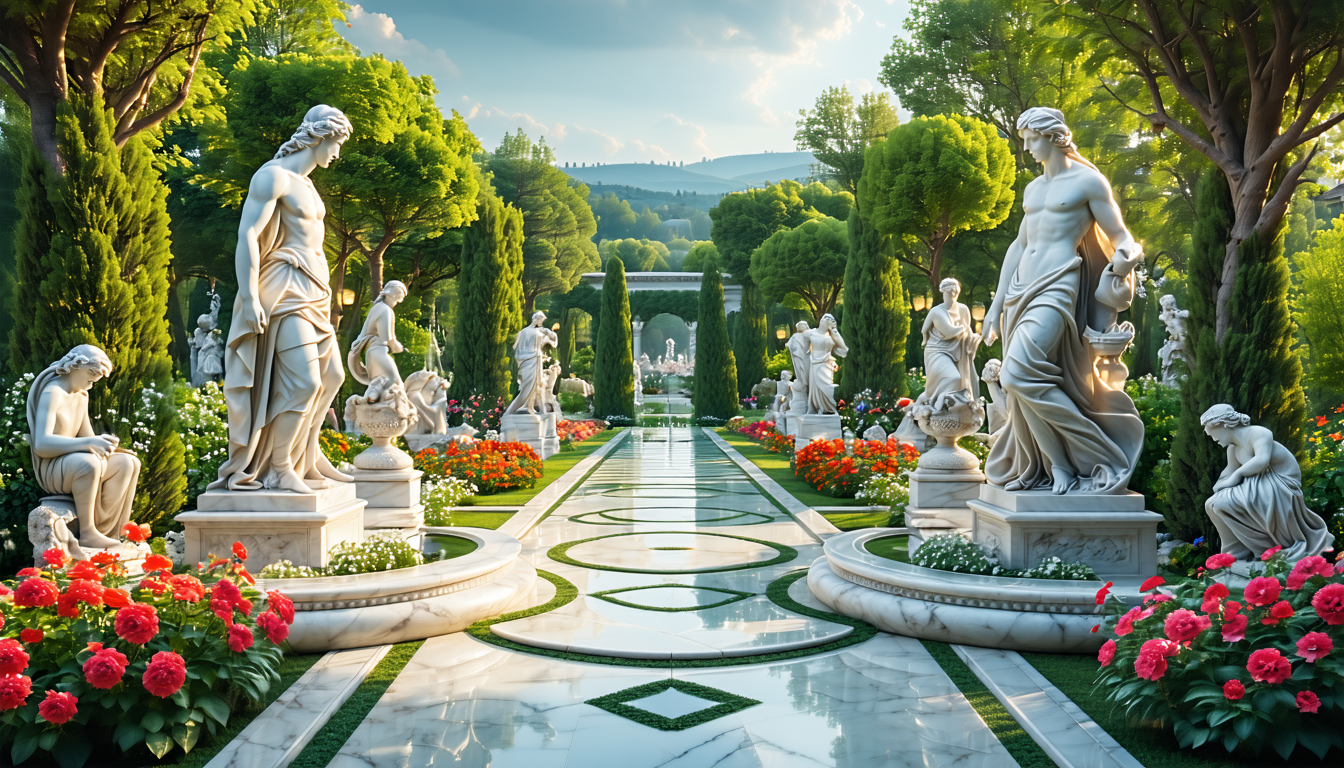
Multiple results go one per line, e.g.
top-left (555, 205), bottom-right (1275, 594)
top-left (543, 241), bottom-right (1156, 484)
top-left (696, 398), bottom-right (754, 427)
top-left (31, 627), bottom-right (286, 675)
top-left (919, 641), bottom-right (1058, 768)
top-left (823, 510), bottom-right (894, 531)
top-left (864, 534), bottom-right (910, 563)
top-left (586, 679), bottom-right (762, 731)
top-left (547, 530), bottom-right (798, 574)
top-left (469, 570), bottom-right (877, 668)
top-left (288, 641), bottom-right (426, 768)
top-left (430, 510), bottom-right (515, 529)
top-left (589, 583), bottom-right (753, 613)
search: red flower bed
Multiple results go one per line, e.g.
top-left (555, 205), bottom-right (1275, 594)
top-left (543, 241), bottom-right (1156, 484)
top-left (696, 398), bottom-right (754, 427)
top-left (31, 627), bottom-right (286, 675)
top-left (735, 420), bottom-right (777, 441)
top-left (733, 420), bottom-right (793, 454)
top-left (1096, 547), bottom-right (1344, 760)
top-left (792, 438), bottom-right (919, 498)
top-left (557, 420), bottom-right (602, 442)
top-left (415, 439), bottom-right (543, 494)
top-left (0, 546), bottom-right (291, 765)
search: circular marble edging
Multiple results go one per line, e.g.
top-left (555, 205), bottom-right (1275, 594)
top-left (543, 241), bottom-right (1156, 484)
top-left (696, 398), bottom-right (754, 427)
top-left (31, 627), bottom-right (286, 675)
top-left (808, 529), bottom-right (1105, 653)
top-left (258, 527), bottom-right (536, 652)
top-left (567, 508), bottom-right (774, 526)
top-left (547, 531), bottom-right (798, 574)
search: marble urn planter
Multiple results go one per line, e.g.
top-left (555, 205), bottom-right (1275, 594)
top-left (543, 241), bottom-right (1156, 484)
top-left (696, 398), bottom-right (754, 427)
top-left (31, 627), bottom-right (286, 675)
top-left (808, 528), bottom-right (1107, 653)
top-left (258, 528), bottom-right (536, 652)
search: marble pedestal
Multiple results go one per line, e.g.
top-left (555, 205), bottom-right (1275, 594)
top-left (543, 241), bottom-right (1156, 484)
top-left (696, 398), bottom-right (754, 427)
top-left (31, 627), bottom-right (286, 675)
top-left (501, 412), bottom-right (549, 457)
top-left (793, 414), bottom-right (842, 451)
top-left (905, 467), bottom-right (984, 553)
top-left (178, 482), bottom-right (366, 570)
top-left (968, 485), bottom-right (1162, 580)
top-left (353, 468), bottom-right (424, 541)
top-left (541, 411), bottom-right (560, 459)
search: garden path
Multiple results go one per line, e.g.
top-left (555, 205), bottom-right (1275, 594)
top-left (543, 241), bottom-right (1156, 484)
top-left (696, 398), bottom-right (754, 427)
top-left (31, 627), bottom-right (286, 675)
top-left (327, 427), bottom-right (1018, 767)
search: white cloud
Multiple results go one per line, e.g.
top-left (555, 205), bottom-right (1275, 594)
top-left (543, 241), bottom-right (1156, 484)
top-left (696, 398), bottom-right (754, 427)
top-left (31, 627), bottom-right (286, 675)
top-left (344, 5), bottom-right (459, 79)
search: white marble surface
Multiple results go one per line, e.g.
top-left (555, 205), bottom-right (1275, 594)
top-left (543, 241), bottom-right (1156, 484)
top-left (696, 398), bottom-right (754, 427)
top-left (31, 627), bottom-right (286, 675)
top-left (594, 585), bottom-right (745, 610)
top-left (205, 645), bottom-right (390, 768)
top-left (623, 688), bottom-right (719, 720)
top-left (562, 532), bottom-right (780, 572)
top-left (327, 632), bottom-right (1019, 768)
top-left (497, 429), bottom-right (630, 539)
top-left (702, 428), bottom-right (842, 540)
top-left (953, 645), bottom-right (1143, 768)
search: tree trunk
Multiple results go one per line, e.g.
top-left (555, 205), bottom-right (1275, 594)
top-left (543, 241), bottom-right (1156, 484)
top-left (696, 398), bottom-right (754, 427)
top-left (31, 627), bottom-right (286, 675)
top-left (29, 91), bottom-right (63, 172)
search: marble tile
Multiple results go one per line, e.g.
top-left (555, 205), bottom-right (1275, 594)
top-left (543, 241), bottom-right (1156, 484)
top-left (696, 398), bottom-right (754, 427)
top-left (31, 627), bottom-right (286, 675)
top-left (703, 428), bottom-right (842, 541)
top-left (561, 532), bottom-right (782, 572)
top-left (953, 645), bottom-right (1143, 768)
top-left (595, 585), bottom-right (746, 610)
top-left (205, 644), bottom-right (389, 768)
top-left (497, 429), bottom-right (631, 540)
top-left (624, 689), bottom-right (721, 719)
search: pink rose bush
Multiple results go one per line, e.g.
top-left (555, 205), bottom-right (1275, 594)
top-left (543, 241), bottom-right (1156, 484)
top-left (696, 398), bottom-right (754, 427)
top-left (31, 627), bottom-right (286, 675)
top-left (1096, 547), bottom-right (1344, 760)
top-left (0, 545), bottom-right (295, 765)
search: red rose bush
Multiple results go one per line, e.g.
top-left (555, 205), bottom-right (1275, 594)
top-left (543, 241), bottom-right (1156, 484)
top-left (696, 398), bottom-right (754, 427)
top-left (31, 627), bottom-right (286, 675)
top-left (0, 545), bottom-right (294, 765)
top-left (1095, 547), bottom-right (1344, 759)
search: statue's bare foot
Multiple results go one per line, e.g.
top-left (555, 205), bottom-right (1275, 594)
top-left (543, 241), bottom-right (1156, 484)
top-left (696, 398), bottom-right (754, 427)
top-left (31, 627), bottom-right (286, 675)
top-left (270, 469), bottom-right (315, 494)
top-left (314, 455), bottom-right (354, 483)
top-left (1051, 468), bottom-right (1075, 495)
top-left (79, 532), bottom-right (122, 550)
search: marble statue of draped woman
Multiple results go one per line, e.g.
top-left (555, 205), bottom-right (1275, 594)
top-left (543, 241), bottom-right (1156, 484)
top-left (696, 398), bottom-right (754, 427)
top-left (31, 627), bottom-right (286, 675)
top-left (806, 314), bottom-right (849, 414)
top-left (919, 278), bottom-right (980, 412)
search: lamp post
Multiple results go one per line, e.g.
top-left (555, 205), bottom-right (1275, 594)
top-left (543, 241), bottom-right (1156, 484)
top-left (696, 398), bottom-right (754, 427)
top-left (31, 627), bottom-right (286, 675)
top-left (971, 302), bottom-right (987, 331)
top-left (912, 294), bottom-right (928, 312)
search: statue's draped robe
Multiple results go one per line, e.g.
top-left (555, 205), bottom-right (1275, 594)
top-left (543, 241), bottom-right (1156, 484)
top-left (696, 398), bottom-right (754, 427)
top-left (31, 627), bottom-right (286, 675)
top-left (985, 220), bottom-right (1144, 494)
top-left (920, 309), bottom-right (979, 411)
top-left (504, 327), bottom-right (551, 415)
top-left (806, 330), bottom-right (848, 414)
top-left (210, 205), bottom-right (337, 491)
top-left (1206, 445), bottom-right (1330, 561)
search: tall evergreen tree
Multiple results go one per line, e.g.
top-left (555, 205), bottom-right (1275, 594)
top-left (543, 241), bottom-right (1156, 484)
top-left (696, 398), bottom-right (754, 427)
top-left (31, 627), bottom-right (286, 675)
top-left (838, 211), bottom-right (909, 400)
top-left (733, 286), bottom-right (769, 400)
top-left (452, 193), bottom-right (524, 401)
top-left (693, 267), bottom-right (739, 421)
top-left (593, 257), bottom-right (634, 420)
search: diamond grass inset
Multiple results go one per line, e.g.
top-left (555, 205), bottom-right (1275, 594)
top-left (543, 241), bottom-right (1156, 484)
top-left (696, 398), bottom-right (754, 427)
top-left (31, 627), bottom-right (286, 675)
top-left (585, 679), bottom-right (761, 731)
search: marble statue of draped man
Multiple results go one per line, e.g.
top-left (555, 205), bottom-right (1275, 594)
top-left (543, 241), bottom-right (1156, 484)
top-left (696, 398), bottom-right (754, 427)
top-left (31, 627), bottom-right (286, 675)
top-left (981, 107), bottom-right (1144, 495)
top-left (211, 105), bottom-right (355, 494)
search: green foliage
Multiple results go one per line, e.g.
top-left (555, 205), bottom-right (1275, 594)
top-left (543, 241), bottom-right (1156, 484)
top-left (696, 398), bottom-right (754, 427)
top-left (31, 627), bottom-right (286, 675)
top-left (764, 349), bottom-right (791, 379)
top-left (859, 114), bottom-right (1015, 296)
top-left (244, 0), bottom-right (356, 57)
top-left (1298, 216), bottom-right (1344, 402)
top-left (570, 346), bottom-right (595, 380)
top-left (557, 391), bottom-right (589, 413)
top-left (794, 85), bottom-right (899, 195)
top-left (1125, 376), bottom-right (1181, 515)
top-left (0, 372), bottom-right (40, 571)
top-left (838, 211), bottom-right (909, 400)
top-left (598, 237), bottom-right (670, 272)
top-left (749, 216), bottom-right (848, 321)
top-left (628, 291), bottom-right (698, 324)
top-left (1303, 407), bottom-right (1344, 546)
top-left (692, 267), bottom-right (739, 421)
top-left (452, 192), bottom-right (524, 401)
top-left (593, 257), bottom-right (635, 420)
top-left (681, 241), bottom-right (720, 272)
top-left (734, 283), bottom-right (769, 399)
top-left (913, 534), bottom-right (1097, 579)
top-left (484, 130), bottom-right (598, 312)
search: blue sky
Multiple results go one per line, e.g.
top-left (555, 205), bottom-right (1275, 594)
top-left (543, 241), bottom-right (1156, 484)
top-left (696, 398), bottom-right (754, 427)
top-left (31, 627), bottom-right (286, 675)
top-left (340, 1), bottom-right (913, 165)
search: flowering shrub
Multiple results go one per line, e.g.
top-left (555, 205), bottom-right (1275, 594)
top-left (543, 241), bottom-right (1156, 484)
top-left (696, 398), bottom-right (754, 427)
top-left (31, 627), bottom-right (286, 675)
top-left (445, 394), bottom-right (508, 433)
top-left (0, 373), bottom-right (42, 572)
top-left (1304, 404), bottom-right (1344, 551)
top-left (177, 381), bottom-right (229, 508)
top-left (1095, 548), bottom-right (1344, 759)
top-left (423, 477), bottom-right (479, 526)
top-left (259, 533), bottom-right (426, 579)
top-left (912, 534), bottom-right (1097, 579)
top-left (415, 440), bottom-right (542, 494)
top-left (855, 472), bottom-right (911, 522)
top-left (762, 431), bottom-right (794, 454)
top-left (557, 420), bottom-right (602, 442)
top-left (838, 389), bottom-right (913, 436)
top-left (734, 420), bottom-right (777, 441)
top-left (318, 429), bottom-right (372, 466)
top-left (792, 438), bottom-right (919, 498)
top-left (0, 544), bottom-right (293, 765)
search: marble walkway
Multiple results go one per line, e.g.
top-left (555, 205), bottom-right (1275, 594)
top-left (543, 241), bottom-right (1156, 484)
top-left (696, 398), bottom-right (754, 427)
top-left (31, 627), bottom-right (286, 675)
top-left (327, 427), bottom-right (1019, 767)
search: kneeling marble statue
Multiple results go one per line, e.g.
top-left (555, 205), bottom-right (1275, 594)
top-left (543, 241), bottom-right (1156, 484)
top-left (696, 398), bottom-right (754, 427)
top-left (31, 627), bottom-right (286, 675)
top-left (1201, 404), bottom-right (1330, 562)
top-left (27, 345), bottom-right (141, 549)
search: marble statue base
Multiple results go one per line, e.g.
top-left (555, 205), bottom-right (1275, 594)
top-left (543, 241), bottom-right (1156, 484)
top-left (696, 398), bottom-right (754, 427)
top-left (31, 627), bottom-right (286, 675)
top-left (501, 412), bottom-right (555, 459)
top-left (543, 411), bottom-right (559, 439)
top-left (178, 482), bottom-right (367, 570)
top-left (968, 485), bottom-right (1162, 580)
top-left (905, 467), bottom-right (984, 554)
top-left (353, 468), bottom-right (424, 540)
top-left (27, 495), bottom-right (151, 570)
top-left (793, 414), bottom-right (842, 451)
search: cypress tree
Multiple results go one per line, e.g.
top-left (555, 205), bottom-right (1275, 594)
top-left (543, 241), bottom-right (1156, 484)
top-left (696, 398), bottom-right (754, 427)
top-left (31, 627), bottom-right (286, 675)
top-left (8, 144), bottom-right (57, 374)
top-left (593, 256), bottom-right (635, 420)
top-left (838, 211), bottom-right (909, 400)
top-left (1167, 174), bottom-right (1303, 544)
top-left (733, 282), bottom-right (768, 398)
top-left (452, 193), bottom-right (524, 402)
top-left (693, 266), bottom-right (739, 421)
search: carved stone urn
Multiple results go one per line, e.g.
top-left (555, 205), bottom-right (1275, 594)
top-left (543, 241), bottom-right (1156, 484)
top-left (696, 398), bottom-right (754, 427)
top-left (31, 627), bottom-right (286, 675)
top-left (910, 391), bottom-right (985, 472)
top-left (344, 378), bottom-right (417, 470)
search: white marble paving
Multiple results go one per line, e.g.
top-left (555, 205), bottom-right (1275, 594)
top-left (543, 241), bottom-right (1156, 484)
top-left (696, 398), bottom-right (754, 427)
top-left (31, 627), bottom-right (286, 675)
top-left (595, 585), bottom-right (745, 610)
top-left (623, 689), bottom-right (721, 719)
top-left (562, 532), bottom-right (781, 572)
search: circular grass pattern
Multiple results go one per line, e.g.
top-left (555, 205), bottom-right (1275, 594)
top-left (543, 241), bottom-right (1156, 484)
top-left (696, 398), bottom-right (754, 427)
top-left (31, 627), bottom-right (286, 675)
top-left (567, 508), bottom-right (775, 527)
top-left (597, 485), bottom-right (754, 499)
top-left (548, 531), bottom-right (798, 575)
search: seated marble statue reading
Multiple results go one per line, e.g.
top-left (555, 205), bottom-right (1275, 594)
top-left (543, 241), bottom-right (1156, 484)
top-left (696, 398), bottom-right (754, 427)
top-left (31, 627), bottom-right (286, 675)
top-left (1201, 405), bottom-right (1330, 561)
top-left (349, 280), bottom-right (408, 394)
top-left (27, 345), bottom-right (141, 549)
top-left (503, 312), bottom-right (559, 416)
top-left (917, 277), bottom-right (981, 413)
top-left (212, 105), bottom-right (354, 494)
top-left (981, 107), bottom-right (1144, 495)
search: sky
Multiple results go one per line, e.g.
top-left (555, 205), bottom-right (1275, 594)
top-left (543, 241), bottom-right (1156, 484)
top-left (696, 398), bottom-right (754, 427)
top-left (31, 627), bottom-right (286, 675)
top-left (339, 1), bottom-right (913, 166)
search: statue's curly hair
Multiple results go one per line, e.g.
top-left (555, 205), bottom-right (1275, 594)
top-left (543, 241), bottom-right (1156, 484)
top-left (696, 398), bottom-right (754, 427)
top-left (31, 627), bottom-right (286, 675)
top-left (274, 105), bottom-right (353, 160)
top-left (1200, 404), bottom-right (1250, 430)
top-left (52, 344), bottom-right (112, 378)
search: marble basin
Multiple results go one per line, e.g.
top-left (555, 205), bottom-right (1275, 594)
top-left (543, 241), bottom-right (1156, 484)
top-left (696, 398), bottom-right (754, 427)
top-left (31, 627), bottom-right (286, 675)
top-left (258, 527), bottom-right (536, 652)
top-left (808, 528), bottom-right (1107, 653)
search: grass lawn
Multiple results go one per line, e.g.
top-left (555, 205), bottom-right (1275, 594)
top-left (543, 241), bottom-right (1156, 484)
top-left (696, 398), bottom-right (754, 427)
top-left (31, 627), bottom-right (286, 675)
top-left (716, 428), bottom-right (868, 509)
top-left (1020, 652), bottom-right (1342, 767)
top-left (864, 533), bottom-right (910, 562)
top-left (824, 510), bottom-right (895, 531)
top-left (457, 428), bottom-right (623, 507)
top-left (738, 409), bottom-right (768, 421)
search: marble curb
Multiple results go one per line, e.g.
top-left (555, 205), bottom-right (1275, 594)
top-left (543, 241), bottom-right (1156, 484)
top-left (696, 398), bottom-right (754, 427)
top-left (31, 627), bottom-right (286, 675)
top-left (498, 429), bottom-right (631, 540)
top-left (204, 644), bottom-right (391, 768)
top-left (701, 428), bottom-right (842, 541)
top-left (952, 645), bottom-right (1143, 768)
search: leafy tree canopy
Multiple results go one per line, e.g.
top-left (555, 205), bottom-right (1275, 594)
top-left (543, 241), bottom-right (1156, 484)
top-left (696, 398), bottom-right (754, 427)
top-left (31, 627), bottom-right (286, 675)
top-left (598, 238), bottom-right (670, 272)
top-left (709, 179), bottom-right (852, 283)
top-left (795, 85), bottom-right (899, 197)
top-left (1298, 215), bottom-right (1344, 402)
top-left (750, 216), bottom-right (848, 322)
top-left (682, 241), bottom-right (720, 273)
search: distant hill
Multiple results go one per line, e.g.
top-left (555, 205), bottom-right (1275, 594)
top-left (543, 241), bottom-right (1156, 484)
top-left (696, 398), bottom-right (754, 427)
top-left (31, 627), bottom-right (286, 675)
top-left (583, 184), bottom-right (722, 212)
top-left (684, 152), bottom-right (817, 181)
top-left (729, 162), bottom-right (817, 187)
top-left (561, 151), bottom-right (821, 195)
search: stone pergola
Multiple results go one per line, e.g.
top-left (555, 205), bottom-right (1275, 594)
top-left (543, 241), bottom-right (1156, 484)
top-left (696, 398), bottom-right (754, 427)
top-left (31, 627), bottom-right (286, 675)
top-left (579, 271), bottom-right (741, 365)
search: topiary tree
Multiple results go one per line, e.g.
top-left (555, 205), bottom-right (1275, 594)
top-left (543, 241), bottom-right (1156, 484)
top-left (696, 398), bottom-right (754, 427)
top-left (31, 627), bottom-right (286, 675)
top-left (838, 210), bottom-right (909, 400)
top-left (452, 192), bottom-right (524, 402)
top-left (749, 216), bottom-right (848, 323)
top-left (693, 266), bottom-right (739, 422)
top-left (593, 256), bottom-right (635, 421)
top-left (1298, 216), bottom-right (1344, 402)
